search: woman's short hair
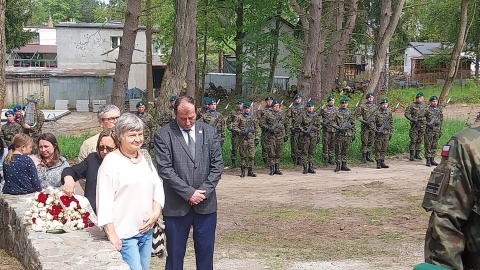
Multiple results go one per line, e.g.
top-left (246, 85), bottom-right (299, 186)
top-left (114, 113), bottom-right (144, 141)
top-left (38, 133), bottom-right (60, 167)
top-left (97, 104), bottom-right (120, 120)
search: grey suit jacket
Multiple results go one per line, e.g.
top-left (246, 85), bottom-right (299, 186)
top-left (154, 120), bottom-right (224, 216)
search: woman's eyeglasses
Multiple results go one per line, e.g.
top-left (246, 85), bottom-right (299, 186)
top-left (98, 146), bottom-right (116, 152)
top-left (102, 116), bottom-right (120, 123)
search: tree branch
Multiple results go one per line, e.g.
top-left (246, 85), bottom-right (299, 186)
top-left (290, 0), bottom-right (309, 32)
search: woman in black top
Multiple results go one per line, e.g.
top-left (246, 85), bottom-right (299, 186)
top-left (61, 130), bottom-right (117, 213)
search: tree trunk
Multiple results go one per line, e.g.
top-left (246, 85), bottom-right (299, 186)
top-left (186, 0), bottom-right (197, 97)
top-left (439, 0), bottom-right (471, 104)
top-left (364, 0), bottom-right (405, 100)
top-left (267, 8), bottom-right (282, 92)
top-left (0, 0), bottom-right (5, 111)
top-left (145, 0), bottom-right (153, 107)
top-left (111, 0), bottom-right (142, 113)
top-left (234, 0), bottom-right (244, 95)
top-left (155, 0), bottom-right (194, 115)
top-left (200, 0), bottom-right (208, 100)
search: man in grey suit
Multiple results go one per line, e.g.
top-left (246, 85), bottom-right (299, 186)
top-left (154, 95), bottom-right (224, 270)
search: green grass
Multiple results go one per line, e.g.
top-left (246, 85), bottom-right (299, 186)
top-left (56, 133), bottom-right (94, 161)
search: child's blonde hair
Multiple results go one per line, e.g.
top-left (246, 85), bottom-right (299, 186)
top-left (4, 134), bottom-right (33, 164)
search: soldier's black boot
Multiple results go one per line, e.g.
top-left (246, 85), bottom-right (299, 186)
top-left (334, 162), bottom-right (341, 172)
top-left (341, 161), bottom-right (351, 171)
top-left (414, 150), bottom-right (422, 160)
top-left (426, 157), bottom-right (431, 167)
top-left (247, 167), bottom-right (257, 177)
top-left (430, 157), bottom-right (438, 166)
top-left (409, 150), bottom-right (415, 161)
top-left (302, 163), bottom-right (308, 174)
top-left (366, 152), bottom-right (374, 162)
top-left (240, 166), bottom-right (245, 178)
top-left (231, 159), bottom-right (236, 169)
top-left (274, 163), bottom-right (283, 175)
top-left (308, 162), bottom-right (316, 173)
top-left (323, 156), bottom-right (329, 165)
top-left (269, 165), bottom-right (275, 175)
top-left (376, 160), bottom-right (381, 169)
top-left (380, 159), bottom-right (389, 168)
top-left (328, 156), bottom-right (335, 165)
top-left (361, 153), bottom-right (367, 163)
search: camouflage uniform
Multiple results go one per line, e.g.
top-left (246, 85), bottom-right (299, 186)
top-left (332, 106), bottom-right (355, 172)
top-left (422, 121), bottom-right (480, 270)
top-left (286, 102), bottom-right (303, 165)
top-left (201, 110), bottom-right (226, 145)
top-left (296, 107), bottom-right (320, 174)
top-left (405, 101), bottom-right (427, 160)
top-left (319, 104), bottom-right (337, 165)
top-left (261, 107), bottom-right (289, 175)
top-left (259, 104), bottom-right (272, 165)
top-left (158, 107), bottom-right (175, 128)
top-left (373, 106), bottom-right (393, 168)
top-left (424, 105), bottom-right (443, 166)
top-left (355, 101), bottom-right (377, 162)
top-left (23, 109), bottom-right (45, 154)
top-left (231, 108), bottom-right (258, 177)
top-left (226, 106), bottom-right (243, 168)
top-left (196, 106), bottom-right (210, 120)
top-left (1, 122), bottom-right (23, 145)
top-left (136, 111), bottom-right (155, 150)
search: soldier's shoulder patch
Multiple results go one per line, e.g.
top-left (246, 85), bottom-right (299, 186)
top-left (424, 168), bottom-right (450, 200)
top-left (441, 145), bottom-right (450, 157)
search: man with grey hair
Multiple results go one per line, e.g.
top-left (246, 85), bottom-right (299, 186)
top-left (77, 104), bottom-right (121, 162)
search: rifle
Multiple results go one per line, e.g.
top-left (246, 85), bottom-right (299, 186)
top-left (224, 103), bottom-right (229, 110)
top-left (268, 113), bottom-right (283, 133)
top-left (338, 114), bottom-right (352, 133)
top-left (304, 114), bottom-right (318, 135)
top-left (280, 99), bottom-right (284, 106)
top-left (288, 102), bottom-right (293, 108)
top-left (376, 112), bottom-right (393, 137)
top-left (426, 99), bottom-right (449, 128)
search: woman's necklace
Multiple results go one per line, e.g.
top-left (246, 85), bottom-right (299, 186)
top-left (119, 148), bottom-right (141, 164)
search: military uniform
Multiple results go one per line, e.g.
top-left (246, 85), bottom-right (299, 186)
top-left (424, 96), bottom-right (443, 167)
top-left (200, 99), bottom-right (226, 145)
top-left (260, 100), bottom-right (289, 175)
top-left (226, 98), bottom-right (244, 168)
top-left (196, 97), bottom-right (211, 120)
top-left (405, 92), bottom-right (427, 160)
top-left (259, 96), bottom-right (273, 166)
top-left (296, 101), bottom-right (320, 174)
top-left (332, 98), bottom-right (355, 172)
top-left (158, 95), bottom-right (177, 128)
top-left (285, 93), bottom-right (303, 165)
top-left (2, 110), bottom-right (23, 145)
top-left (231, 101), bottom-right (258, 177)
top-left (135, 101), bottom-right (155, 150)
top-left (422, 121), bottom-right (480, 270)
top-left (355, 93), bottom-right (377, 162)
top-left (319, 95), bottom-right (337, 165)
top-left (23, 108), bottom-right (45, 154)
top-left (373, 99), bottom-right (393, 169)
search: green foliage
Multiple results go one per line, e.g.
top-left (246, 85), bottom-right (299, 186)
top-left (6, 0), bottom-right (34, 50)
top-left (29, 0), bottom-right (83, 25)
top-left (56, 133), bottom-right (94, 161)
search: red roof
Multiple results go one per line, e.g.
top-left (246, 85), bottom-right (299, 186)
top-left (13, 44), bottom-right (57, 54)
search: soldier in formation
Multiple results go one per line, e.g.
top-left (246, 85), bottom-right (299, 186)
top-left (200, 98), bottom-right (226, 146)
top-left (319, 95), bottom-right (337, 165)
top-left (332, 98), bottom-right (356, 172)
top-left (158, 95), bottom-right (177, 128)
top-left (135, 101), bottom-right (155, 150)
top-left (226, 98), bottom-right (244, 168)
top-left (259, 96), bottom-right (274, 167)
top-left (261, 99), bottom-right (289, 176)
top-left (197, 96), bottom-right (211, 120)
top-left (424, 95), bottom-right (443, 167)
top-left (296, 100), bottom-right (320, 174)
top-left (404, 92), bottom-right (427, 161)
top-left (355, 92), bottom-right (376, 163)
top-left (285, 93), bottom-right (303, 165)
top-left (231, 101), bottom-right (259, 177)
top-left (2, 110), bottom-right (23, 145)
top-left (373, 98), bottom-right (393, 169)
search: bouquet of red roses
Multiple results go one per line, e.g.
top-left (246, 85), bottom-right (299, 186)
top-left (24, 187), bottom-right (97, 233)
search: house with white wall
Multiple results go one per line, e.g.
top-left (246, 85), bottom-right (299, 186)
top-left (403, 42), bottom-right (442, 76)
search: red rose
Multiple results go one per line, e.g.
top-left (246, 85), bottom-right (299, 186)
top-left (37, 192), bottom-right (47, 204)
top-left (32, 218), bottom-right (36, 223)
top-left (88, 222), bottom-right (94, 227)
top-left (51, 205), bottom-right (62, 215)
top-left (60, 196), bottom-right (71, 207)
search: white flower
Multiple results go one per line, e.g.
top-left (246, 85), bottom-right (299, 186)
top-left (32, 206), bottom-right (39, 213)
top-left (25, 210), bottom-right (32, 216)
top-left (32, 224), bottom-right (43, 232)
top-left (70, 202), bottom-right (78, 209)
top-left (26, 198), bottom-right (33, 204)
top-left (79, 209), bottom-right (86, 214)
top-left (46, 213), bottom-right (53, 221)
top-left (46, 221), bottom-right (53, 228)
top-left (39, 211), bottom-right (47, 218)
top-left (77, 222), bottom-right (85, 229)
top-left (32, 212), bottom-right (39, 218)
top-left (45, 197), bottom-right (54, 205)
top-left (58, 213), bottom-right (64, 218)
top-left (36, 218), bottom-right (44, 225)
top-left (38, 202), bottom-right (44, 208)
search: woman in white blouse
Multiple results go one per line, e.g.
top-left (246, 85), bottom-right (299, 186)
top-left (96, 113), bottom-right (164, 270)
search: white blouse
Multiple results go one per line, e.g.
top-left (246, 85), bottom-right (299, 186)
top-left (96, 151), bottom-right (165, 239)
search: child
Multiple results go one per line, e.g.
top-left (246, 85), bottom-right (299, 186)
top-left (2, 134), bottom-right (41, 195)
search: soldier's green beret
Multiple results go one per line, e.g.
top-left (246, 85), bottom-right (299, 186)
top-left (429, 96), bottom-right (438, 101)
top-left (326, 95), bottom-right (334, 102)
top-left (265, 96), bottom-right (274, 101)
top-left (271, 99), bottom-right (279, 106)
top-left (366, 93), bottom-right (374, 99)
top-left (243, 101), bottom-right (251, 108)
top-left (380, 98), bottom-right (388, 104)
top-left (416, 92), bottom-right (424, 98)
top-left (136, 101), bottom-right (145, 108)
top-left (340, 97), bottom-right (348, 103)
top-left (5, 110), bottom-right (14, 116)
top-left (208, 98), bottom-right (217, 104)
top-left (306, 100), bottom-right (314, 107)
top-left (294, 93), bottom-right (302, 99)
top-left (235, 98), bottom-right (243, 104)
top-left (169, 95), bottom-right (177, 101)
top-left (203, 97), bottom-right (210, 104)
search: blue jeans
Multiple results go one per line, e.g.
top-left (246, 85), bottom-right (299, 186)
top-left (120, 229), bottom-right (153, 270)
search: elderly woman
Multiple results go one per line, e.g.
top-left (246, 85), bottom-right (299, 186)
top-left (96, 113), bottom-right (164, 270)
top-left (30, 133), bottom-right (70, 189)
top-left (61, 130), bottom-right (117, 214)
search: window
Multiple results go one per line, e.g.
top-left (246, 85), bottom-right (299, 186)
top-left (111, 36), bottom-right (122, 49)
top-left (29, 33), bottom-right (40, 44)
